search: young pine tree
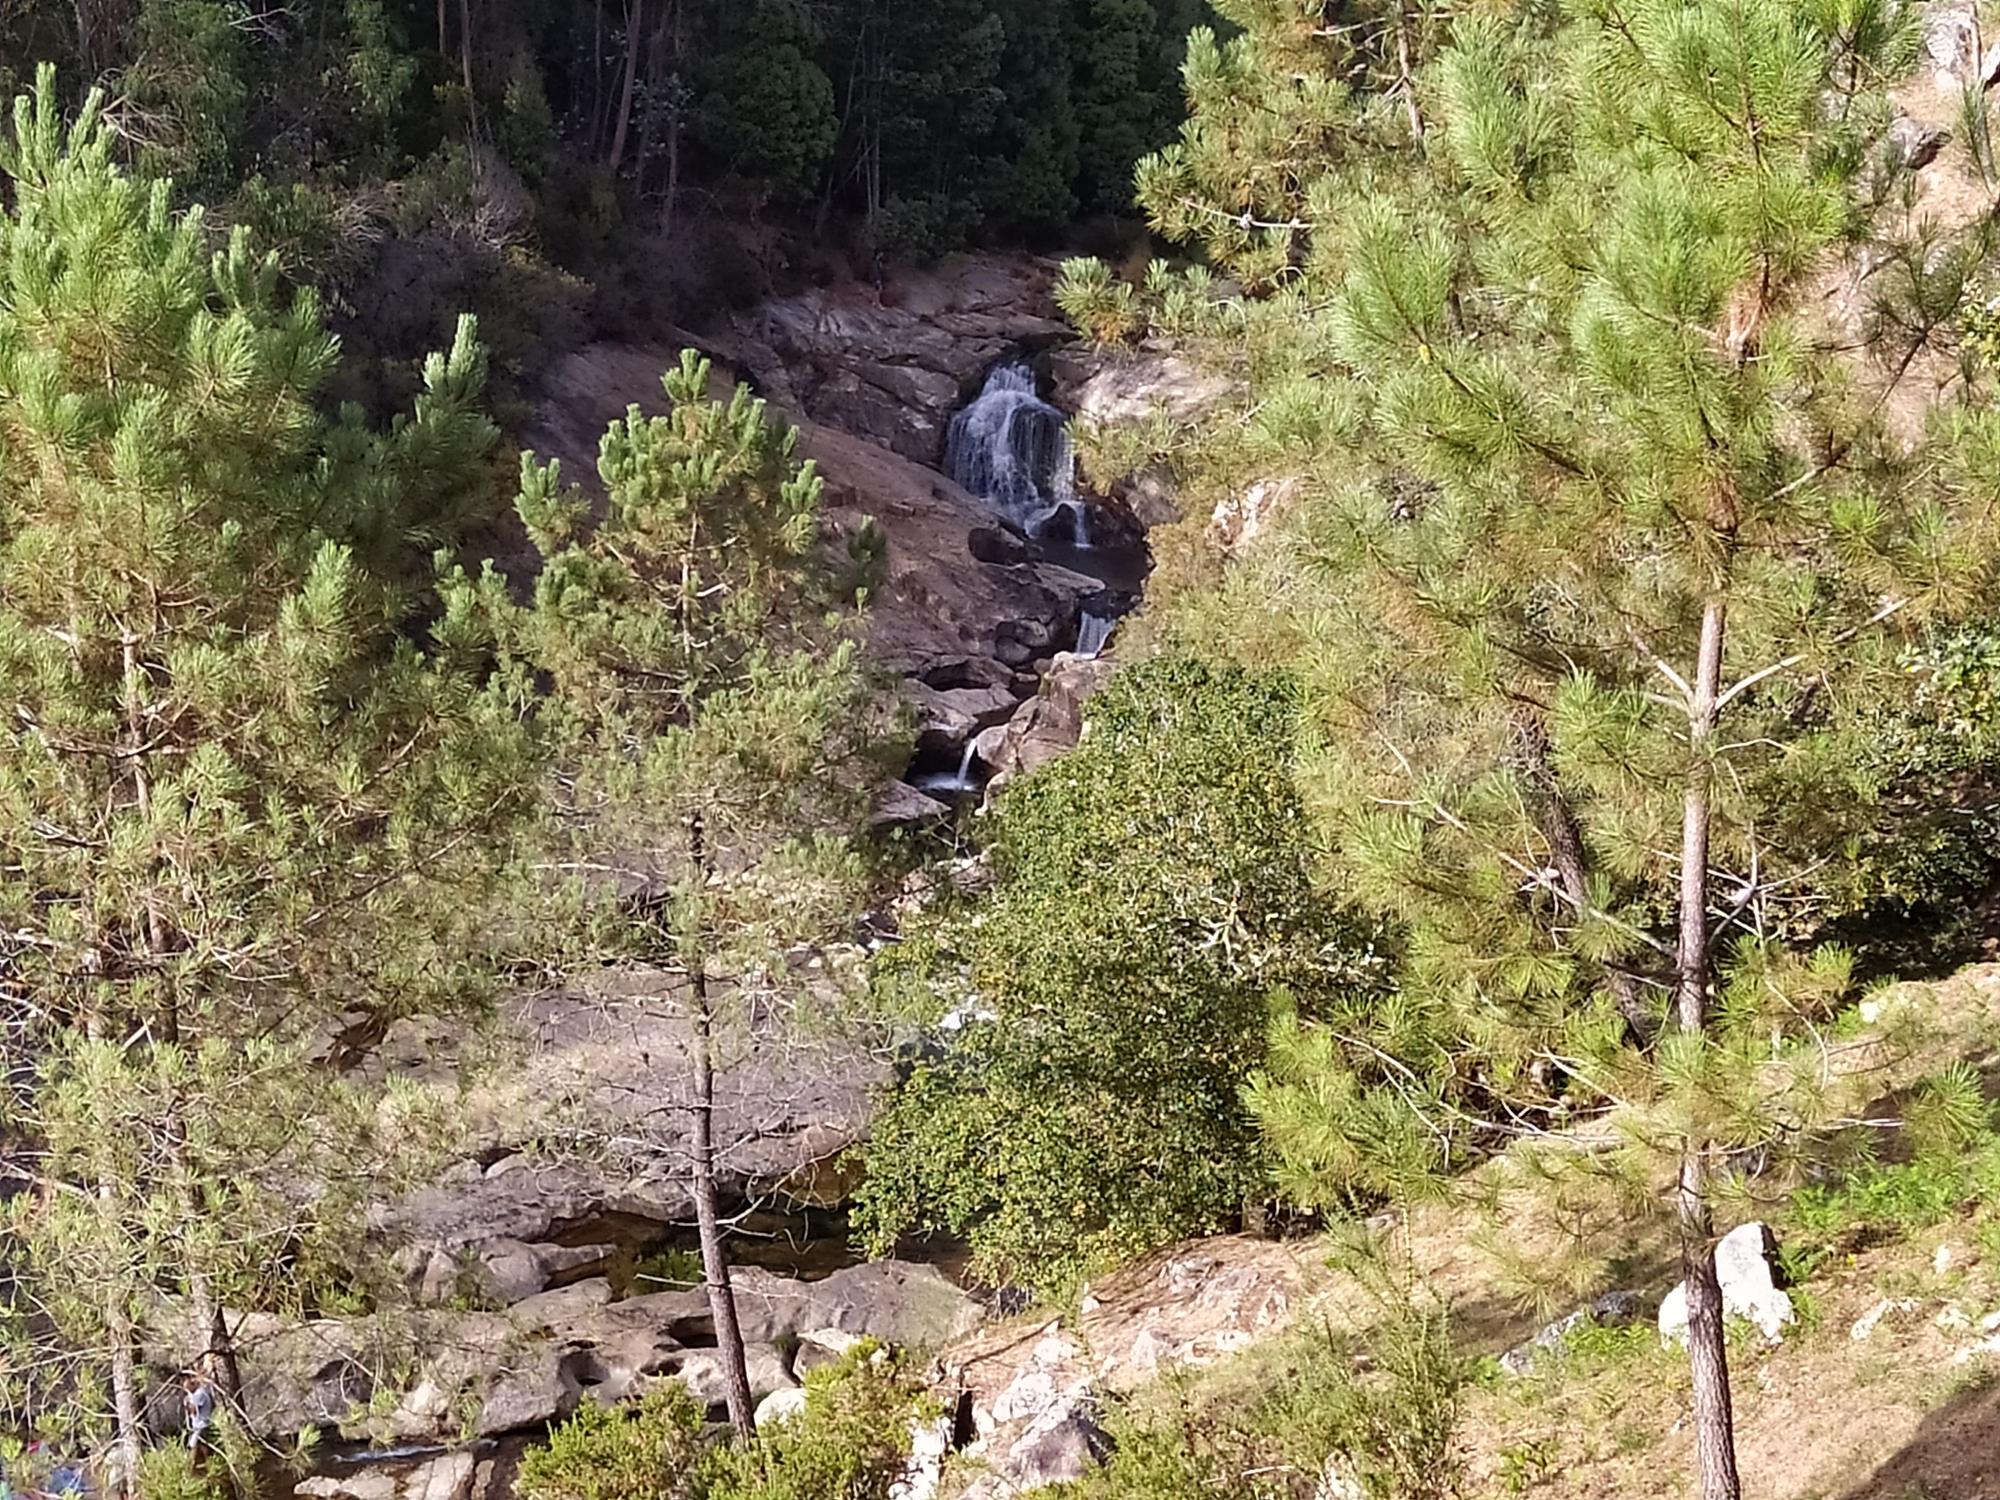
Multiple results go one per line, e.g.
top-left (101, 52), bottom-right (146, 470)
top-left (501, 354), bottom-right (888, 1439)
top-left (0, 68), bottom-right (534, 1492)
top-left (1069, 4), bottom-right (1998, 1498)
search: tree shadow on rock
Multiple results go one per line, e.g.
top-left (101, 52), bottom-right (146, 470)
top-left (1836, 1374), bottom-right (2000, 1500)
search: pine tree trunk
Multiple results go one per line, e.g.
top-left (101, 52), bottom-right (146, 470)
top-left (607, 0), bottom-right (643, 170)
top-left (458, 0), bottom-right (477, 136)
top-left (86, 1023), bottom-right (142, 1499)
top-left (1393, 0), bottom-right (1424, 143)
top-left (105, 1290), bottom-right (143, 1499)
top-left (1675, 595), bottom-right (1742, 1500)
top-left (437, 0), bottom-right (447, 61)
top-left (685, 811), bottom-right (756, 1439)
top-left (691, 981), bottom-right (756, 1438)
top-left (1518, 711), bottom-right (1657, 1042)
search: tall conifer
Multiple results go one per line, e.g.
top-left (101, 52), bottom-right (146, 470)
top-left (0, 68), bottom-right (533, 1488)
top-left (1064, 4), bottom-right (1997, 1495)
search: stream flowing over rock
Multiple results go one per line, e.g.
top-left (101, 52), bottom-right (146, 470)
top-left (274, 253), bottom-right (1204, 1500)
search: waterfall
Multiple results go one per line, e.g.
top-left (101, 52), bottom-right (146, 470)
top-left (945, 361), bottom-right (1089, 543)
top-left (913, 739), bottom-right (982, 799)
top-left (1075, 611), bottom-right (1114, 659)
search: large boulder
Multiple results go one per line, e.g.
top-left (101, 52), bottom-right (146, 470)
top-left (977, 653), bottom-right (1118, 794)
top-left (796, 1261), bottom-right (987, 1352)
top-left (298, 1452), bottom-right (477, 1500)
top-left (667, 1344), bottom-right (796, 1410)
top-left (372, 979), bottom-right (886, 1276)
top-left (1658, 1222), bottom-right (1794, 1346)
top-left (725, 258), bottom-right (1072, 464)
top-left (1056, 350), bottom-right (1237, 430)
top-left (229, 1310), bottom-right (584, 1442)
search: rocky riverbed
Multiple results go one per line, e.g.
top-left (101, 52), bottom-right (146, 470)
top-left (231, 252), bottom-right (1239, 1500)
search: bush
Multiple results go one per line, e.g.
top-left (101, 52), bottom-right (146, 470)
top-left (856, 656), bottom-right (1388, 1294)
top-left (706, 1345), bottom-right (933, 1500)
top-left (518, 1347), bottom-right (926, 1500)
top-left (1052, 1281), bottom-right (1464, 1500)
top-left (517, 1387), bottom-right (711, 1500)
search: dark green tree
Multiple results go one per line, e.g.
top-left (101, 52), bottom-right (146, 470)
top-left (980, 0), bottom-right (1082, 234)
top-left (698, 0), bottom-right (839, 199)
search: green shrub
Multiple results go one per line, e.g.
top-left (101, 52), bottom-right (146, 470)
top-left (706, 1345), bottom-right (932, 1500)
top-left (856, 656), bottom-right (1389, 1294)
top-left (517, 1386), bottom-right (710, 1500)
top-left (1053, 1288), bottom-right (1463, 1500)
top-left (1790, 1089), bottom-right (2000, 1249)
top-left (518, 1347), bottom-right (925, 1500)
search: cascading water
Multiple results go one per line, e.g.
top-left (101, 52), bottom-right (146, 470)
top-left (912, 738), bottom-right (982, 800)
top-left (945, 361), bottom-right (1091, 544)
top-left (1074, 611), bottom-right (1114, 659)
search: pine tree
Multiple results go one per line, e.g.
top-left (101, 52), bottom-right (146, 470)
top-left (502, 353), bottom-right (887, 1439)
top-left (0, 68), bottom-right (534, 1490)
top-left (1064, 4), bottom-right (1997, 1497)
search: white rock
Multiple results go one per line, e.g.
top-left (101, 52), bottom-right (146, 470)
top-left (1658, 1223), bottom-right (1795, 1346)
top-left (409, 1453), bottom-right (476, 1500)
top-left (1031, 1331), bottom-right (1082, 1367)
top-left (1938, 1306), bottom-right (1972, 1332)
top-left (1926, 3), bottom-right (1979, 81)
top-left (1849, 1297), bottom-right (1918, 1341)
top-left (755, 1387), bottom-right (810, 1429)
top-left (890, 1414), bottom-right (955, 1500)
top-left (991, 1367), bottom-right (1060, 1424)
top-left (1935, 1244), bottom-right (1955, 1275)
top-left (1980, 1309), bottom-right (2000, 1334)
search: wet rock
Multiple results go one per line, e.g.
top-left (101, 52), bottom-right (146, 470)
top-left (908, 682), bottom-right (1024, 757)
top-left (725, 259), bottom-right (1071, 464)
top-left (978, 653), bottom-right (1118, 796)
top-left (1113, 465), bottom-right (1179, 530)
top-left (1659, 1222), bottom-right (1794, 1346)
top-left (918, 655), bottom-right (1024, 694)
top-left (524, 333), bottom-right (1100, 699)
top-left (969, 525), bottom-right (1034, 566)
